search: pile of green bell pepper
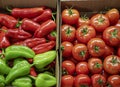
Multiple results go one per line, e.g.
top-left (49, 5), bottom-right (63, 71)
top-left (0, 45), bottom-right (57, 87)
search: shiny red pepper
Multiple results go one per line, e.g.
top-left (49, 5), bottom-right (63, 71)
top-left (47, 30), bottom-right (56, 41)
top-left (0, 14), bottom-right (17, 28)
top-left (32, 41), bottom-right (55, 54)
top-left (32, 9), bottom-right (52, 23)
top-left (9, 7), bottom-right (45, 18)
top-left (34, 19), bottom-right (56, 38)
top-left (14, 38), bottom-right (46, 48)
top-left (30, 67), bottom-right (37, 77)
top-left (5, 28), bottom-right (32, 40)
top-left (0, 26), bottom-right (10, 48)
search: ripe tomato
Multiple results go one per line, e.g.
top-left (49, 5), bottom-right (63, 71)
top-left (61, 24), bottom-right (76, 42)
top-left (87, 38), bottom-right (105, 57)
top-left (76, 16), bottom-right (90, 28)
top-left (73, 39), bottom-right (80, 45)
top-left (88, 58), bottom-right (103, 74)
top-left (91, 74), bottom-right (106, 87)
top-left (76, 62), bottom-right (89, 75)
top-left (117, 47), bottom-right (120, 57)
top-left (107, 75), bottom-right (120, 87)
top-left (62, 8), bottom-right (80, 25)
top-left (62, 60), bottom-right (75, 75)
top-left (61, 41), bottom-right (73, 58)
top-left (103, 26), bottom-right (120, 46)
top-left (69, 56), bottom-right (78, 64)
top-left (74, 74), bottom-right (91, 87)
top-left (106, 8), bottom-right (119, 25)
top-left (115, 19), bottom-right (120, 27)
top-left (90, 14), bottom-right (110, 32)
top-left (72, 44), bottom-right (88, 61)
top-left (101, 70), bottom-right (110, 80)
top-left (103, 55), bottom-right (120, 74)
top-left (76, 24), bottom-right (96, 44)
top-left (61, 75), bottom-right (74, 87)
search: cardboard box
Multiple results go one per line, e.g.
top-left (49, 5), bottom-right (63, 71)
top-left (0, 0), bottom-right (60, 87)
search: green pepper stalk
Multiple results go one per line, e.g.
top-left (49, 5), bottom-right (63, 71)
top-left (0, 75), bottom-right (5, 87)
top-left (12, 77), bottom-right (32, 87)
top-left (5, 60), bottom-right (30, 84)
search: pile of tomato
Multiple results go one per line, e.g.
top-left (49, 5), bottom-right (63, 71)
top-left (61, 8), bottom-right (120, 87)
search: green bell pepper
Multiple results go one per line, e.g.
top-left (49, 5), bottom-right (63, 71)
top-left (12, 77), bottom-right (32, 87)
top-left (33, 50), bottom-right (56, 69)
top-left (5, 45), bottom-right (35, 60)
top-left (35, 73), bottom-right (56, 87)
top-left (0, 58), bottom-right (11, 75)
top-left (5, 60), bottom-right (30, 84)
top-left (13, 58), bottom-right (25, 66)
top-left (0, 75), bottom-right (5, 87)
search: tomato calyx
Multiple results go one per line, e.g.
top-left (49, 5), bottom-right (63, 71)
top-left (81, 14), bottom-right (89, 21)
top-left (94, 46), bottom-right (100, 53)
top-left (111, 29), bottom-right (118, 38)
top-left (65, 27), bottom-right (72, 35)
top-left (97, 78), bottom-right (103, 85)
top-left (98, 15), bottom-right (105, 23)
top-left (81, 28), bottom-right (88, 35)
top-left (94, 62), bottom-right (102, 68)
top-left (79, 50), bottom-right (86, 57)
top-left (62, 68), bottom-right (68, 75)
top-left (80, 85), bottom-right (88, 87)
top-left (61, 46), bottom-right (64, 51)
top-left (68, 8), bottom-right (73, 16)
top-left (111, 57), bottom-right (120, 64)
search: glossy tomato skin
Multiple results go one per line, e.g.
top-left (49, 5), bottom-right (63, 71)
top-left (74, 74), bottom-right (91, 87)
top-left (62, 9), bottom-right (80, 25)
top-left (90, 14), bottom-right (110, 32)
top-left (115, 19), bottom-right (120, 27)
top-left (107, 75), bottom-right (120, 87)
top-left (62, 60), bottom-right (75, 75)
top-left (76, 24), bottom-right (96, 44)
top-left (103, 26), bottom-right (120, 46)
top-left (88, 58), bottom-right (103, 74)
top-left (72, 44), bottom-right (88, 61)
top-left (91, 74), bottom-right (106, 87)
top-left (76, 62), bottom-right (89, 75)
top-left (87, 38), bottom-right (106, 57)
top-left (61, 24), bottom-right (76, 42)
top-left (61, 41), bottom-right (73, 58)
top-left (103, 55), bottom-right (120, 74)
top-left (61, 75), bottom-right (74, 87)
top-left (117, 47), bottom-right (120, 57)
top-left (106, 8), bottom-right (120, 25)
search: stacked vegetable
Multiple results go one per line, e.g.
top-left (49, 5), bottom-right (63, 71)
top-left (0, 6), bottom-right (57, 87)
top-left (61, 8), bottom-right (120, 87)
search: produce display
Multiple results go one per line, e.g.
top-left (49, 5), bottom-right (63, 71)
top-left (0, 6), bottom-right (57, 87)
top-left (61, 8), bottom-right (120, 87)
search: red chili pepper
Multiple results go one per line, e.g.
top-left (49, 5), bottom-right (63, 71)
top-left (32, 9), bottom-right (52, 23)
top-left (14, 38), bottom-right (46, 48)
top-left (0, 14), bottom-right (17, 28)
top-left (47, 30), bottom-right (56, 41)
top-left (34, 19), bottom-right (56, 38)
top-left (27, 58), bottom-right (33, 64)
top-left (0, 26), bottom-right (10, 48)
top-left (5, 28), bottom-right (32, 40)
top-left (30, 67), bottom-right (37, 77)
top-left (32, 41), bottom-right (55, 54)
top-left (8, 7), bottom-right (45, 18)
top-left (18, 18), bottom-right (40, 32)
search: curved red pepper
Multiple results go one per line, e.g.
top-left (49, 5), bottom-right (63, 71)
top-left (32, 41), bottom-right (55, 54)
top-left (19, 18), bottom-right (40, 32)
top-left (30, 67), bottom-right (37, 77)
top-left (32, 9), bottom-right (52, 23)
top-left (0, 14), bottom-right (17, 28)
top-left (34, 19), bottom-right (56, 38)
top-left (11, 7), bottom-right (45, 18)
top-left (47, 30), bottom-right (56, 41)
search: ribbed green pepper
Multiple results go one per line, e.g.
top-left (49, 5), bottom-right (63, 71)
top-left (5, 45), bottom-right (35, 60)
top-left (13, 58), bottom-right (25, 66)
top-left (0, 75), bottom-right (5, 87)
top-left (5, 60), bottom-right (30, 84)
top-left (0, 58), bottom-right (11, 75)
top-left (12, 77), bottom-right (32, 87)
top-left (35, 73), bottom-right (56, 87)
top-left (33, 50), bottom-right (56, 69)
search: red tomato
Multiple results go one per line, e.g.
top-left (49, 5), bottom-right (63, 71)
top-left (103, 55), bottom-right (120, 74)
top-left (62, 60), bottom-right (75, 75)
top-left (87, 38), bottom-right (106, 57)
top-left (76, 16), bottom-right (90, 28)
top-left (76, 62), bottom-right (89, 75)
top-left (91, 74), bottom-right (106, 87)
top-left (107, 75), bottom-right (120, 87)
top-left (101, 70), bottom-right (110, 80)
top-left (61, 24), bottom-right (76, 42)
top-left (61, 41), bottom-right (73, 58)
top-left (69, 56), bottom-right (78, 64)
top-left (118, 47), bottom-right (120, 57)
top-left (62, 8), bottom-right (80, 25)
top-left (115, 20), bottom-right (120, 27)
top-left (74, 74), bottom-right (91, 87)
top-left (73, 39), bottom-right (80, 45)
top-left (61, 75), bottom-right (74, 87)
top-left (103, 26), bottom-right (120, 46)
top-left (72, 44), bottom-right (88, 61)
top-left (88, 58), bottom-right (103, 74)
top-left (76, 24), bottom-right (96, 44)
top-left (106, 8), bottom-right (119, 25)
top-left (90, 14), bottom-right (110, 32)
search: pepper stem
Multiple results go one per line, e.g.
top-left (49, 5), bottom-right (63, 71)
top-left (52, 12), bottom-right (56, 22)
top-left (28, 75), bottom-right (36, 80)
top-left (16, 20), bottom-right (22, 28)
top-left (30, 63), bottom-right (35, 67)
top-left (6, 6), bottom-right (12, 12)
